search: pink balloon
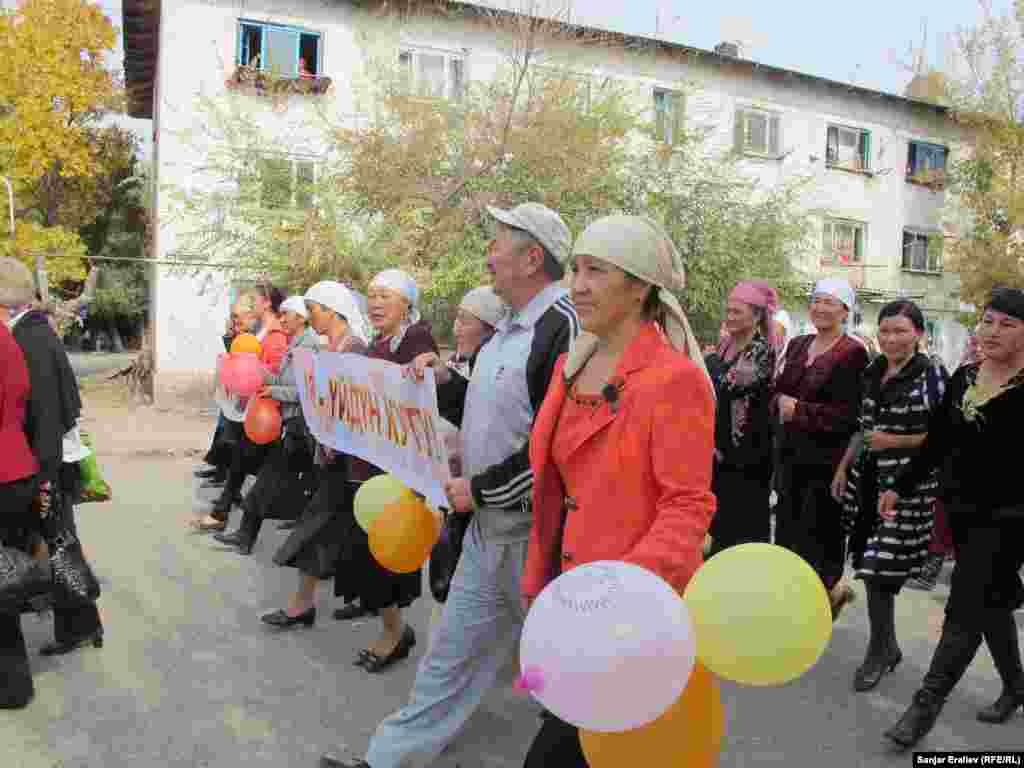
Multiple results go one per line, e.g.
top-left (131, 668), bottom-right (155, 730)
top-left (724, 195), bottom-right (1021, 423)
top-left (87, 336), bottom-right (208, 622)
top-left (519, 561), bottom-right (696, 733)
top-left (222, 353), bottom-right (263, 397)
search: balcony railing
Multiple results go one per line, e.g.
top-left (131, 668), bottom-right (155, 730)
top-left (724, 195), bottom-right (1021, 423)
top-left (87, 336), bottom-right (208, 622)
top-left (816, 260), bottom-right (865, 289)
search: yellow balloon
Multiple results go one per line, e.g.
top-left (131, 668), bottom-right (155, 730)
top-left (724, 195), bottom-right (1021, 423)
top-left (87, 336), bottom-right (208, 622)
top-left (580, 663), bottom-right (725, 768)
top-left (354, 475), bottom-right (412, 532)
top-left (683, 543), bottom-right (832, 686)
top-left (368, 498), bottom-right (440, 574)
top-left (230, 333), bottom-right (262, 355)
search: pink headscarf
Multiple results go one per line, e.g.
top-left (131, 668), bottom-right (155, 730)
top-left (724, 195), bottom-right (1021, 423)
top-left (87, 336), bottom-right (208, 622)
top-left (718, 280), bottom-right (782, 360)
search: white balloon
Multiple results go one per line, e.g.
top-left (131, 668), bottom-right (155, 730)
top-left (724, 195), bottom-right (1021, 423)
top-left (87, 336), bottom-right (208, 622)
top-left (519, 561), bottom-right (696, 733)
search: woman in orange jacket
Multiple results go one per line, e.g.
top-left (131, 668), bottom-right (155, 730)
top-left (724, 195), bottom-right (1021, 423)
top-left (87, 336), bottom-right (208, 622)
top-left (521, 215), bottom-right (717, 766)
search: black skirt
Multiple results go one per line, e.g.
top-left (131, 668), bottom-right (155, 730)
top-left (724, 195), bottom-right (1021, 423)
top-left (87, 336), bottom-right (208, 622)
top-left (945, 501), bottom-right (1024, 622)
top-left (272, 462), bottom-right (353, 580)
top-left (244, 441), bottom-right (312, 522)
top-left (709, 462), bottom-right (772, 555)
top-left (333, 484), bottom-right (422, 611)
top-left (0, 476), bottom-right (41, 708)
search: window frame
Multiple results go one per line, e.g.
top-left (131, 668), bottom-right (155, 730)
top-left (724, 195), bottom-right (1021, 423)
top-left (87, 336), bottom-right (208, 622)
top-left (826, 123), bottom-right (872, 173)
top-left (237, 19), bottom-right (323, 79)
top-left (821, 217), bottom-right (867, 266)
top-left (653, 88), bottom-right (685, 146)
top-left (906, 140), bottom-right (948, 187)
top-left (734, 106), bottom-right (781, 158)
top-left (901, 227), bottom-right (944, 274)
top-left (398, 46), bottom-right (467, 103)
top-left (255, 154), bottom-right (320, 211)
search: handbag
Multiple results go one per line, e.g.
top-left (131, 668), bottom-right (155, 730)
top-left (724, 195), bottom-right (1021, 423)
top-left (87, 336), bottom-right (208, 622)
top-left (0, 545), bottom-right (53, 615)
top-left (48, 527), bottom-right (101, 606)
top-left (429, 510), bottom-right (472, 603)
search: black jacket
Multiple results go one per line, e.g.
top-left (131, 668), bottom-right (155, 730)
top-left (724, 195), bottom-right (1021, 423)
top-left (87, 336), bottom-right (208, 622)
top-left (12, 311), bottom-right (81, 482)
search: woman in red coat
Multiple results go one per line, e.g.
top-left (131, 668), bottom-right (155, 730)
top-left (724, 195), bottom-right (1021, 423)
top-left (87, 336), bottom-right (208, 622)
top-left (0, 280), bottom-right (41, 708)
top-left (521, 216), bottom-right (716, 766)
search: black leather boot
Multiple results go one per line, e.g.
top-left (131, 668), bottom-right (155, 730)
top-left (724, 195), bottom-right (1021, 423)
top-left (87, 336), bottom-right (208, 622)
top-left (977, 612), bottom-right (1024, 724)
top-left (854, 585), bottom-right (902, 692)
top-left (885, 619), bottom-right (982, 748)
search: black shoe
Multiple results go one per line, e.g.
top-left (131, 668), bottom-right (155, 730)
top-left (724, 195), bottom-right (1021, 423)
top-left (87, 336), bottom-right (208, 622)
top-left (854, 650), bottom-right (903, 692)
top-left (260, 607), bottom-right (316, 629)
top-left (977, 690), bottom-right (1024, 723)
top-left (333, 603), bottom-right (376, 621)
top-left (277, 519), bottom-right (300, 530)
top-left (200, 477), bottom-right (227, 489)
top-left (213, 530), bottom-right (254, 554)
top-left (39, 631), bottom-right (104, 657)
top-left (885, 689), bottom-right (945, 748)
top-left (194, 466), bottom-right (221, 479)
top-left (359, 626), bottom-right (416, 673)
top-left (319, 755), bottom-right (369, 768)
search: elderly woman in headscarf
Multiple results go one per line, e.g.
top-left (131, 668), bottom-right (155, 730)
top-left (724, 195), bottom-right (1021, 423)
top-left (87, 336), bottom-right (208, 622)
top-left (773, 278), bottom-right (870, 621)
top-left (214, 296), bottom-right (321, 555)
top-left (335, 269), bottom-right (439, 672)
top-left (263, 282), bottom-right (371, 629)
top-left (706, 280), bottom-right (778, 557)
top-left (519, 216), bottom-right (716, 766)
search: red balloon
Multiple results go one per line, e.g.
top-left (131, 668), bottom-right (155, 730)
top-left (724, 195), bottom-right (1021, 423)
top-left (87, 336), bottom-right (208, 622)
top-left (245, 398), bottom-right (282, 445)
top-left (222, 352), bottom-right (263, 397)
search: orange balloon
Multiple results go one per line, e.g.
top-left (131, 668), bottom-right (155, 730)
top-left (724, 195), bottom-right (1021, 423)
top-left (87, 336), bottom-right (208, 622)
top-left (580, 663), bottom-right (725, 768)
top-left (231, 333), bottom-right (262, 355)
top-left (245, 398), bottom-right (282, 445)
top-left (368, 498), bottom-right (440, 574)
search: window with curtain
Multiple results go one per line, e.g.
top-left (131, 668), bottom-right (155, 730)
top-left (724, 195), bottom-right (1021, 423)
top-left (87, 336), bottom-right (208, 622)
top-left (734, 107), bottom-right (781, 156)
top-left (826, 124), bottom-right (871, 172)
top-left (902, 229), bottom-right (943, 272)
top-left (822, 218), bottom-right (865, 265)
top-left (398, 48), bottom-right (467, 102)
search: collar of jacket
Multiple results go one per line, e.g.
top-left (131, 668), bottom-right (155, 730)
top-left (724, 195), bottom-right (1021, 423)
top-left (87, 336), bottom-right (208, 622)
top-left (563, 322), bottom-right (666, 383)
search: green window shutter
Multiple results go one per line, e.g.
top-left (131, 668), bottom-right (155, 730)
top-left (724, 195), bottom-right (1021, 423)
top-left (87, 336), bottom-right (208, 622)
top-left (854, 226), bottom-right (864, 262)
top-left (822, 220), bottom-right (833, 262)
top-left (860, 131), bottom-right (871, 171)
top-left (673, 92), bottom-right (684, 145)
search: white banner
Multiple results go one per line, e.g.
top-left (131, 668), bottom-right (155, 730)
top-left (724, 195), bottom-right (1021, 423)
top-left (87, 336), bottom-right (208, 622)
top-left (293, 349), bottom-right (451, 509)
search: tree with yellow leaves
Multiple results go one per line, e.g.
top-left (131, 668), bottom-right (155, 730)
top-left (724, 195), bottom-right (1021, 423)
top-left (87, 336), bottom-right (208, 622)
top-left (0, 0), bottom-right (129, 296)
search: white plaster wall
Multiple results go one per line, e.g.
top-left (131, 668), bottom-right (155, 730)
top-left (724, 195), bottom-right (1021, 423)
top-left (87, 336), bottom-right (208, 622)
top-left (153, 0), bottom-right (969, 382)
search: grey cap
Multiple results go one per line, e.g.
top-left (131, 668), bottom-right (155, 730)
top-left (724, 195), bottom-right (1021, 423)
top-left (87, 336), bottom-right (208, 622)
top-left (487, 203), bottom-right (571, 266)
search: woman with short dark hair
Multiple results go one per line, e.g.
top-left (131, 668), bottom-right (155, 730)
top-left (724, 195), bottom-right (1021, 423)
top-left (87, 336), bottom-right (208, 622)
top-left (831, 299), bottom-right (947, 692)
top-left (881, 288), bottom-right (1024, 747)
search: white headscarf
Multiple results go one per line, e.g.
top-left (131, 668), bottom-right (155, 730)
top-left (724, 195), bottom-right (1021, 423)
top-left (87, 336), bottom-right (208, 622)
top-left (369, 269), bottom-right (421, 353)
top-left (812, 278), bottom-right (856, 311)
top-left (304, 281), bottom-right (370, 344)
top-left (279, 295), bottom-right (308, 319)
top-left (459, 286), bottom-right (506, 328)
top-left (566, 215), bottom-right (709, 383)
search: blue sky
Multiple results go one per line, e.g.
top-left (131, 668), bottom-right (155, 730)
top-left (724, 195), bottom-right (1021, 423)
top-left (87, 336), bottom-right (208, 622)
top-left (570, 0), bottom-right (1013, 96)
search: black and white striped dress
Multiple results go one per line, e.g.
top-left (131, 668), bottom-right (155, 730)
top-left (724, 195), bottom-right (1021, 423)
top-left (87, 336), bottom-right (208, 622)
top-left (842, 353), bottom-right (947, 588)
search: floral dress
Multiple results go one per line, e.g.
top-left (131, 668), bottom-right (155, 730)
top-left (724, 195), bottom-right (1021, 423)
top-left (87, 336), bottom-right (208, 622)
top-left (708, 333), bottom-right (776, 554)
top-left (842, 353), bottom-right (947, 589)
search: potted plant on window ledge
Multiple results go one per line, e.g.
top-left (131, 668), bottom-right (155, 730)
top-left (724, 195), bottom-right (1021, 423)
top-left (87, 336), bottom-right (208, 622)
top-left (225, 61), bottom-right (333, 101)
top-left (906, 167), bottom-right (946, 190)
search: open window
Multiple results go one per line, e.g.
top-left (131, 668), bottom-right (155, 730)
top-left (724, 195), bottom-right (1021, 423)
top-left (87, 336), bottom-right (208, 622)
top-left (822, 218), bottom-right (865, 265)
top-left (826, 124), bottom-right (871, 172)
top-left (902, 229), bottom-right (943, 273)
top-left (734, 107), bottom-right (780, 157)
top-left (238, 20), bottom-right (321, 79)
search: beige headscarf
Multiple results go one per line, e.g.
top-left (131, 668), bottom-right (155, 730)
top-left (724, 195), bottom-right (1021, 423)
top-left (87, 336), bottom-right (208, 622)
top-left (564, 215), bottom-right (709, 383)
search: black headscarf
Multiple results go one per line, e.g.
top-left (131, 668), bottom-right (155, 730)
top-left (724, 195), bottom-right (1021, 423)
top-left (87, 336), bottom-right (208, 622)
top-left (986, 287), bottom-right (1024, 321)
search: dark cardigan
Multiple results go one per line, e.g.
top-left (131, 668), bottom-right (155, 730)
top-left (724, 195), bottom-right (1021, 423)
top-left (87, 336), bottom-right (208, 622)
top-left (11, 311), bottom-right (82, 483)
top-left (774, 334), bottom-right (869, 468)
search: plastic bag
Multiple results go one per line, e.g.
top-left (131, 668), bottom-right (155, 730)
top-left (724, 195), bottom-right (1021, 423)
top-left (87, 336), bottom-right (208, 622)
top-left (78, 431), bottom-right (112, 503)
